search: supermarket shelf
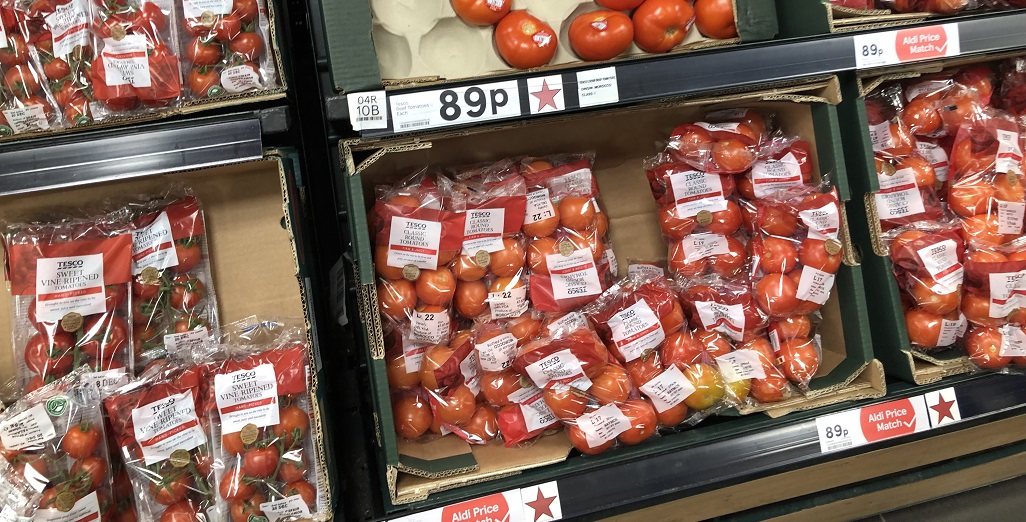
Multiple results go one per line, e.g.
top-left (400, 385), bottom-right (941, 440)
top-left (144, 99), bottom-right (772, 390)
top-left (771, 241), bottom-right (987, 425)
top-left (0, 111), bottom-right (276, 197)
top-left (380, 373), bottom-right (1026, 520)
top-left (335, 9), bottom-right (1026, 138)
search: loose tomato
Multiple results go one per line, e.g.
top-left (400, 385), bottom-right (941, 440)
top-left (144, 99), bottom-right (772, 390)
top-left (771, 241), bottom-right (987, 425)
top-left (229, 492), bottom-right (266, 522)
top-left (589, 364), bottom-right (632, 404)
top-left (618, 399), bottom-right (658, 444)
top-left (568, 10), bottom-right (634, 62)
top-left (377, 279), bottom-right (416, 321)
top-left (434, 385), bottom-right (477, 425)
top-left (186, 37), bottom-right (223, 66)
top-left (777, 337), bottom-right (819, 385)
top-left (451, 0), bottom-right (511, 26)
top-left (494, 11), bottom-right (557, 69)
top-left (152, 471), bottom-right (193, 505)
top-left (242, 445), bottom-right (279, 478)
top-left (169, 275), bottom-right (205, 311)
top-left (284, 480), bottom-right (317, 506)
top-left (966, 326), bottom-right (1011, 369)
top-left (273, 404), bottom-right (310, 447)
top-left (229, 32), bottom-right (263, 60)
top-left (694, 0), bottom-right (737, 39)
top-left (160, 501), bottom-right (200, 522)
top-left (219, 467), bottom-right (255, 502)
top-left (278, 455), bottom-right (308, 482)
top-left (632, 0), bottom-right (694, 53)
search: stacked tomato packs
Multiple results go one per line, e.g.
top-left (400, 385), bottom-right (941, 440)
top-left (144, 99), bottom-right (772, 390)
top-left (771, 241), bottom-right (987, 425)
top-left (831, 0), bottom-right (1026, 13)
top-left (0, 369), bottom-right (116, 520)
top-left (0, 1), bottom-right (65, 136)
top-left (871, 58), bottom-right (1026, 372)
top-left (644, 108), bottom-right (843, 401)
top-left (449, 0), bottom-right (738, 70)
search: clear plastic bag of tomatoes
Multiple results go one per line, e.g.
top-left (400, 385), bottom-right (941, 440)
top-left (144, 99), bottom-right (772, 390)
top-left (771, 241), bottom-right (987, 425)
top-left (735, 137), bottom-right (815, 201)
top-left (2, 214), bottom-right (134, 396)
top-left (653, 328), bottom-right (739, 424)
top-left (665, 109), bottom-right (771, 175)
top-left (521, 153), bottom-right (615, 311)
top-left (10, 0), bottom-right (98, 127)
top-left (964, 323), bottom-right (1026, 372)
top-left (883, 218), bottom-right (968, 349)
top-left (899, 74), bottom-right (961, 138)
top-left (581, 272), bottom-right (684, 365)
top-left (0, 457), bottom-right (42, 519)
top-left (996, 57), bottom-right (1026, 121)
top-left (959, 237), bottom-right (1026, 328)
top-left (0, 33), bottom-right (62, 135)
top-left (179, 0), bottom-right (280, 99)
top-left (440, 172), bottom-right (530, 322)
top-left (873, 153), bottom-right (946, 230)
top-left (0, 368), bottom-right (116, 520)
top-left (124, 190), bottom-right (219, 371)
top-left (195, 317), bottom-right (328, 522)
top-left (866, 85), bottom-right (922, 160)
top-left (748, 183), bottom-right (845, 318)
top-left (877, 0), bottom-right (977, 13)
top-left (89, 0), bottom-right (181, 113)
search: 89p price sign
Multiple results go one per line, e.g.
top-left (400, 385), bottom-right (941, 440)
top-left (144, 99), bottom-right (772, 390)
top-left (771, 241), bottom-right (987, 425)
top-left (389, 80), bottom-right (522, 132)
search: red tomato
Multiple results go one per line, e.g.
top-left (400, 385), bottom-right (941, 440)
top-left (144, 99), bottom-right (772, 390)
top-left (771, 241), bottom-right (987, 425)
top-left (393, 394), bottom-right (432, 439)
top-left (284, 480), bottom-right (317, 506)
top-left (632, 0), bottom-right (694, 53)
top-left (62, 421), bottom-right (101, 459)
top-left (151, 471), bottom-right (193, 505)
top-left (242, 445), bottom-right (279, 478)
top-left (416, 268), bottom-right (456, 306)
top-left (617, 399), bottom-right (658, 445)
top-left (755, 236), bottom-right (799, 274)
top-left (169, 275), bottom-right (205, 311)
top-left (451, 0), bottom-right (511, 26)
top-left (589, 364), bottom-right (632, 404)
top-left (480, 369), bottom-right (525, 406)
top-left (219, 467), bottom-right (255, 502)
top-left (461, 406), bottom-right (499, 442)
top-left (273, 405), bottom-right (310, 447)
top-left (568, 10), bottom-right (634, 62)
top-left (799, 238), bottom-right (842, 274)
top-left (966, 326), bottom-right (1012, 369)
top-left (186, 38), bottom-right (223, 66)
top-left (595, 0), bottom-right (645, 8)
top-left (661, 331), bottom-right (705, 368)
top-left (386, 350), bottom-right (420, 389)
top-left (755, 273), bottom-right (800, 316)
top-left (378, 279), bottom-right (416, 321)
top-left (434, 385), bottom-right (477, 425)
top-left (233, 0), bottom-right (259, 22)
top-left (230, 493), bottom-right (266, 522)
top-left (174, 239), bottom-right (202, 273)
top-left (0, 34), bottom-right (29, 67)
top-left (771, 315), bottom-right (811, 340)
top-left (210, 14), bottom-right (242, 41)
top-left (751, 374), bottom-right (791, 403)
top-left (777, 337), bottom-right (819, 384)
top-left (187, 68), bottom-right (222, 98)
top-left (24, 332), bottom-right (74, 376)
top-left (908, 277), bottom-right (960, 315)
top-left (758, 204), bottom-right (798, 237)
top-left (494, 11), bottom-right (557, 69)
top-left (130, 2), bottom-right (167, 37)
top-left (4, 65), bottom-right (40, 98)
top-left (278, 455), bottom-right (308, 483)
top-left (904, 308), bottom-right (945, 347)
top-left (490, 237), bottom-right (526, 277)
top-left (694, 0), bottom-right (737, 39)
top-left (567, 422), bottom-right (614, 455)
top-left (160, 501), bottom-right (200, 522)
top-left (222, 431), bottom-right (247, 456)
top-left (625, 354), bottom-right (663, 387)
top-left (902, 97), bottom-right (942, 135)
top-left (712, 139), bottom-right (756, 173)
top-left (79, 315), bottom-right (129, 359)
top-left (43, 57), bottom-right (70, 80)
top-left (229, 32), bottom-right (263, 60)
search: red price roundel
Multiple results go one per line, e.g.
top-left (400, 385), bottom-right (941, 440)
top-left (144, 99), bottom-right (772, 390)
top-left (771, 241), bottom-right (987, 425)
top-left (441, 493), bottom-right (512, 522)
top-left (860, 398), bottom-right (918, 442)
top-left (894, 26), bottom-right (951, 63)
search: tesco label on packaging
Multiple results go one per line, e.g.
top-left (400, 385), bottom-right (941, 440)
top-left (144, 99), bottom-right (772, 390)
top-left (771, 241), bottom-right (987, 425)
top-left (132, 390), bottom-right (206, 465)
top-left (387, 217), bottom-right (442, 270)
top-left (214, 364), bottom-right (280, 434)
top-left (36, 254), bottom-right (106, 322)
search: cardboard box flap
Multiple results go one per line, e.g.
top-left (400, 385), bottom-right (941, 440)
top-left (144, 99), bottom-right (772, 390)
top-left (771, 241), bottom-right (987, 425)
top-left (912, 357), bottom-right (976, 385)
top-left (757, 359), bottom-right (887, 418)
top-left (398, 436), bottom-right (478, 478)
top-left (911, 347), bottom-right (970, 366)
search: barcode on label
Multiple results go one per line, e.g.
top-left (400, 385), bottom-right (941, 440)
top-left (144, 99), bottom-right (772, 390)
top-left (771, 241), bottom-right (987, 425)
top-left (399, 120), bottom-right (430, 129)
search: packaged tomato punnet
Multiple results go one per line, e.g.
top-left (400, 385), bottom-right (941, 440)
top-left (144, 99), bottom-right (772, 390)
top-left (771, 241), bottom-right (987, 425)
top-left (883, 218), bottom-right (968, 350)
top-left (195, 318), bottom-right (327, 521)
top-left (102, 358), bottom-right (217, 522)
top-left (3, 214), bottom-right (134, 396)
top-left (178, 0), bottom-right (280, 99)
top-left (0, 457), bottom-right (41, 519)
top-left (0, 368), bottom-right (115, 520)
top-left (665, 108), bottom-right (770, 175)
top-left (521, 153), bottom-right (616, 312)
top-left (10, 0), bottom-right (96, 127)
top-left (125, 190), bottom-right (219, 372)
top-left (88, 0), bottom-right (181, 114)
top-left (0, 9), bottom-right (62, 136)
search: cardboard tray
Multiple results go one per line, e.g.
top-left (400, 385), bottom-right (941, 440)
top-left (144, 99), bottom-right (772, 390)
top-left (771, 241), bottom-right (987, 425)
top-left (776, 0), bottom-right (933, 37)
top-left (0, 152), bottom-right (336, 518)
top-left (339, 76), bottom-right (884, 505)
top-left (324, 0), bottom-right (779, 93)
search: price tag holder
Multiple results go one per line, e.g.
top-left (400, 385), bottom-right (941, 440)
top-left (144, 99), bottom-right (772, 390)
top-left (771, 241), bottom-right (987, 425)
top-left (853, 23), bottom-right (960, 69)
top-left (389, 481), bottom-right (562, 521)
top-left (814, 391), bottom-right (965, 454)
top-left (389, 80), bottom-right (522, 132)
top-left (347, 90), bottom-right (388, 131)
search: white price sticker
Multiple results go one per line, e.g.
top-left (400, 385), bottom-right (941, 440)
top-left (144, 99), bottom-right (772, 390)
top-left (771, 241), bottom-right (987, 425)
top-left (525, 188), bottom-right (557, 225)
top-left (1, 105), bottom-right (49, 135)
top-left (488, 286), bottom-right (529, 320)
top-left (998, 200), bottom-right (1026, 235)
top-left (716, 350), bottom-right (767, 383)
top-left (0, 403), bottom-right (56, 450)
top-left (799, 202), bottom-right (841, 241)
top-left (348, 90), bottom-right (388, 131)
top-left (936, 313), bottom-right (967, 347)
top-left (682, 233), bottom-right (729, 263)
top-left (261, 495), bottom-right (313, 522)
top-left (476, 333), bottom-right (518, 372)
top-left (874, 168), bottom-right (926, 219)
top-left (627, 263), bottom-right (664, 280)
top-left (796, 266), bottom-right (836, 306)
top-left (546, 311), bottom-right (588, 336)
top-left (853, 24), bottom-right (960, 69)
top-left (639, 366), bottom-right (695, 413)
top-left (577, 67), bottom-right (619, 108)
top-left (411, 309), bottom-right (451, 344)
top-left (577, 403), bottom-right (631, 448)
top-left (390, 80), bottom-right (521, 132)
top-left (999, 325), bottom-right (1026, 357)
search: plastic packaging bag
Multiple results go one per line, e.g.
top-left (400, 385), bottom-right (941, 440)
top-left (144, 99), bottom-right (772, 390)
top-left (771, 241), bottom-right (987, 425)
top-left (0, 33), bottom-right (61, 135)
top-left (582, 273), bottom-right (684, 364)
top-left (666, 110), bottom-right (769, 174)
top-left (735, 138), bottom-right (815, 200)
top-left (3, 214), bottom-right (134, 395)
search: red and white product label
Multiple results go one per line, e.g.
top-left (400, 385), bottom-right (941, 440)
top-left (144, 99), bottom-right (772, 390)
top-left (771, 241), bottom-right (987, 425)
top-left (182, 0), bottom-right (233, 18)
top-left (45, 0), bottom-right (89, 59)
top-left (577, 403), bottom-right (631, 448)
top-left (477, 333), bottom-right (518, 372)
top-left (261, 495), bottom-right (312, 522)
top-left (682, 233), bottom-right (729, 263)
top-left (460, 351), bottom-right (481, 396)
top-left (988, 270), bottom-right (1026, 318)
top-left (546, 311), bottom-right (588, 335)
top-left (916, 239), bottom-right (963, 291)
top-left (163, 329), bottom-right (208, 357)
top-left (800, 202), bottom-right (841, 241)
top-left (999, 325), bottom-right (1026, 357)
top-left (102, 35), bottom-right (151, 88)
top-left (411, 309), bottom-right (450, 344)
top-left (549, 168), bottom-right (594, 198)
top-left (607, 300), bottom-right (665, 362)
top-left (387, 216), bottom-right (442, 270)
top-left (996, 130), bottom-right (1024, 175)
top-left (524, 188), bottom-right (557, 225)
top-left (35, 254), bottom-right (106, 322)
top-left (628, 263), bottom-right (664, 280)
top-left (221, 65), bottom-right (262, 94)
top-left (639, 366), bottom-right (695, 413)
top-left (33, 491), bottom-right (100, 522)
top-left (875, 168), bottom-right (926, 219)
top-left (797, 266), bottom-right (836, 305)
top-left (869, 121), bottom-right (894, 151)
top-left (132, 211), bottom-right (178, 273)
top-left (936, 313), bottom-right (967, 347)
top-left (524, 349), bottom-right (592, 391)
top-left (917, 141), bottom-right (949, 181)
top-left (463, 208), bottom-right (505, 254)
top-left (695, 301), bottom-right (745, 342)
top-left (132, 390), bottom-right (206, 465)
top-left (695, 121), bottom-right (742, 134)
top-left (998, 201), bottom-right (1026, 235)
top-left (716, 350), bottom-right (767, 383)
top-left (752, 153), bottom-right (804, 198)
top-left (509, 387), bottom-right (559, 432)
top-left (0, 404), bottom-right (55, 450)
top-left (547, 251), bottom-right (602, 301)
top-left (214, 364), bottom-right (280, 434)
top-left (488, 286), bottom-right (529, 320)
top-left (2, 105), bottom-right (49, 134)
top-left (905, 80), bottom-right (951, 102)
top-left (670, 170), bottom-right (728, 218)
top-left (402, 336), bottom-right (429, 373)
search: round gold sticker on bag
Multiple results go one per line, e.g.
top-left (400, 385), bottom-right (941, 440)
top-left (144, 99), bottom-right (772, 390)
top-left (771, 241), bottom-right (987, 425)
top-left (201, 11), bottom-right (217, 27)
top-left (140, 266), bottom-right (160, 285)
top-left (170, 449), bottom-right (191, 468)
top-left (825, 240), bottom-right (842, 256)
top-left (696, 210), bottom-right (713, 226)
top-left (55, 491), bottom-right (76, 512)
top-left (61, 313), bottom-right (83, 333)
top-left (402, 265), bottom-right (420, 281)
top-left (558, 240), bottom-right (575, 257)
top-left (240, 423), bottom-right (259, 445)
top-left (111, 24), bottom-right (127, 41)
top-left (474, 250), bottom-right (491, 268)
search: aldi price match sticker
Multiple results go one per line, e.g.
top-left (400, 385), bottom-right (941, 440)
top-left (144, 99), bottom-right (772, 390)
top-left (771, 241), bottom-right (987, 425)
top-left (815, 395), bottom-right (931, 453)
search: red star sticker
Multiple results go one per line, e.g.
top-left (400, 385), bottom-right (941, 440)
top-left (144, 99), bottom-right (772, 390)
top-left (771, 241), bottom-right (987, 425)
top-left (531, 80), bottom-right (561, 112)
top-left (930, 393), bottom-right (956, 423)
top-left (525, 488), bottom-right (556, 522)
